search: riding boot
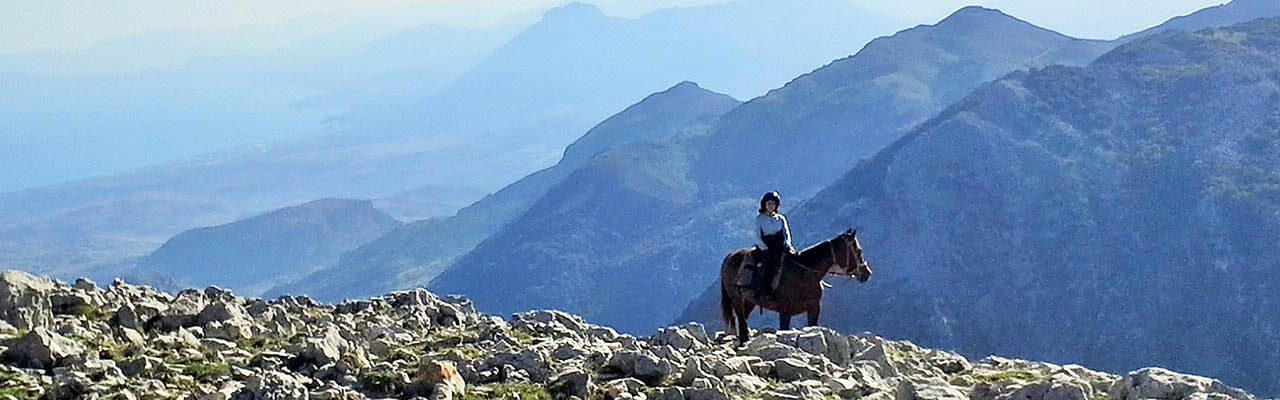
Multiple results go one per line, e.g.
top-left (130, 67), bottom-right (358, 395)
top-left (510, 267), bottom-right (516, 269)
top-left (758, 259), bottom-right (777, 301)
top-left (747, 262), bottom-right (768, 300)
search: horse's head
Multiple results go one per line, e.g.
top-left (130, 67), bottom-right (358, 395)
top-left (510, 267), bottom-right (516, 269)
top-left (835, 229), bottom-right (871, 283)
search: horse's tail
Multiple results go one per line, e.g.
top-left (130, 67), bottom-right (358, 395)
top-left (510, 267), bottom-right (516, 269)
top-left (720, 282), bottom-right (735, 335)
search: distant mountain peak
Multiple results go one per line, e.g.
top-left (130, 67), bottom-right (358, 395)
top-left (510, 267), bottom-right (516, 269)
top-left (541, 2), bottom-right (607, 21)
top-left (913, 5), bottom-right (1071, 39)
top-left (656, 81), bottom-right (726, 100)
top-left (939, 5), bottom-right (1014, 23)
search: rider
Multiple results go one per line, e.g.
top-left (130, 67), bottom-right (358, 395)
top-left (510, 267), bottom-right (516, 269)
top-left (753, 191), bottom-right (794, 299)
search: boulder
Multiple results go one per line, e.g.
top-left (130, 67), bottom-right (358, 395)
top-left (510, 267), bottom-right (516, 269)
top-left (601, 377), bottom-right (645, 399)
top-left (198, 302), bottom-right (247, 325)
top-left (896, 377), bottom-right (967, 400)
top-left (48, 370), bottom-right (93, 400)
top-left (419, 361), bottom-right (466, 399)
top-left (1, 327), bottom-right (86, 370)
top-left (484, 349), bottom-right (552, 382)
top-left (72, 278), bottom-right (98, 291)
top-left (995, 381), bottom-right (1089, 400)
top-left (605, 350), bottom-right (669, 384)
top-left (0, 270), bottom-right (55, 330)
top-left (1109, 368), bottom-right (1250, 400)
top-left (236, 370), bottom-right (309, 399)
top-left (685, 387), bottom-right (731, 400)
top-left (118, 356), bottom-right (162, 378)
top-left (756, 343), bottom-right (809, 362)
top-left (651, 386), bottom-right (686, 400)
top-left (299, 327), bottom-right (348, 366)
top-left (653, 323), bottom-right (709, 350)
top-left (679, 357), bottom-right (723, 388)
top-left (926, 351), bottom-right (970, 374)
top-left (547, 368), bottom-right (591, 399)
top-left (724, 373), bottom-right (769, 394)
top-left (204, 319), bottom-right (254, 341)
top-left (713, 356), bottom-right (762, 377)
top-left (774, 357), bottom-right (822, 382)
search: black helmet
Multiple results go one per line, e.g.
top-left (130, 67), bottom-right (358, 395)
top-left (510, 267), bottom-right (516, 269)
top-left (760, 191), bottom-right (781, 211)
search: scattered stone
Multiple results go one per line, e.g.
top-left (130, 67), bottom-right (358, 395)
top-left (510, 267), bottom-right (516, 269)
top-left (0, 272), bottom-right (1262, 400)
top-left (1, 327), bottom-right (86, 370)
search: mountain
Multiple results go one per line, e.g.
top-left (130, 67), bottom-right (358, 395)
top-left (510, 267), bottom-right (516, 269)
top-left (1122, 0), bottom-right (1280, 41)
top-left (682, 17), bottom-right (1280, 396)
top-left (690, 5), bottom-right (1113, 199)
top-left (266, 81), bottom-right (740, 301)
top-left (380, 0), bottom-right (903, 146)
top-left (0, 269), bottom-right (1261, 400)
top-left (426, 7), bottom-right (1115, 335)
top-left (129, 199), bottom-right (400, 296)
top-left (0, 0), bottom-right (900, 283)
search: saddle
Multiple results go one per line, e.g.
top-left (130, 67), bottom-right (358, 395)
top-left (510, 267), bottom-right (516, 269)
top-left (735, 248), bottom-right (783, 294)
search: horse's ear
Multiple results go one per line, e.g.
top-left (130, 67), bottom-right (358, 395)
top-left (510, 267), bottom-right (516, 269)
top-left (851, 228), bottom-right (857, 236)
top-left (845, 228), bottom-right (852, 234)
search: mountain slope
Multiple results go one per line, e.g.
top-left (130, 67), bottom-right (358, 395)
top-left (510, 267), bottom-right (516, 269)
top-left (690, 5), bottom-right (1113, 199)
top-left (1122, 0), bottom-right (1280, 41)
top-left (682, 18), bottom-right (1280, 396)
top-left (427, 7), bottom-right (1115, 334)
top-left (132, 199), bottom-right (400, 296)
top-left (267, 82), bottom-right (740, 301)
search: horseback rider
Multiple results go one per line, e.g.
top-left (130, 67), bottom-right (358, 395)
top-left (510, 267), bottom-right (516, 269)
top-left (753, 191), bottom-right (794, 300)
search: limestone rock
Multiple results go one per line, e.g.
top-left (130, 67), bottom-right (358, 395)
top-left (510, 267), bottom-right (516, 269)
top-left (1109, 368), bottom-right (1251, 400)
top-left (1, 327), bottom-right (86, 370)
top-left (775, 357), bottom-right (822, 382)
top-left (897, 377), bottom-right (967, 400)
top-left (236, 370), bottom-right (309, 400)
top-left (198, 302), bottom-right (248, 325)
top-left (419, 361), bottom-right (466, 399)
top-left (0, 270), bottom-right (55, 330)
top-left (606, 350), bottom-right (669, 384)
top-left (548, 368), bottom-right (591, 399)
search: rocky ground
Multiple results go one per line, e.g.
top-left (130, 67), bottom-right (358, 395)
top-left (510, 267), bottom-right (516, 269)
top-left (0, 269), bottom-right (1263, 400)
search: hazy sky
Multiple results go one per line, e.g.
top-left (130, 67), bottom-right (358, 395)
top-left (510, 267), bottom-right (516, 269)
top-left (1, 0), bottom-right (1229, 55)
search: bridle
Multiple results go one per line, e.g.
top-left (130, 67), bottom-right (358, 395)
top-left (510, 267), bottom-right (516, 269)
top-left (787, 235), bottom-right (861, 278)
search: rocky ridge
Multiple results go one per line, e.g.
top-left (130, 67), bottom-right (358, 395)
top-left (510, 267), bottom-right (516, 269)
top-left (0, 269), bottom-right (1259, 400)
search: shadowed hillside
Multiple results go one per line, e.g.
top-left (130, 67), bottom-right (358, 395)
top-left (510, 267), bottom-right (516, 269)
top-left (131, 199), bottom-right (400, 297)
top-left (267, 82), bottom-right (740, 301)
top-left (681, 18), bottom-right (1280, 396)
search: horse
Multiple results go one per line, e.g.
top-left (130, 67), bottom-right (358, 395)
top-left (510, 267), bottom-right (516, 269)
top-left (719, 229), bottom-right (870, 345)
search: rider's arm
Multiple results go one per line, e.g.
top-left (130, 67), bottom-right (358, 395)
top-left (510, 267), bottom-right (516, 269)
top-left (780, 214), bottom-right (793, 251)
top-left (753, 216), bottom-right (767, 249)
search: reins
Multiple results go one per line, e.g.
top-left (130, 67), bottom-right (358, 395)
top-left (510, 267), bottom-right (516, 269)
top-left (786, 237), bottom-right (858, 278)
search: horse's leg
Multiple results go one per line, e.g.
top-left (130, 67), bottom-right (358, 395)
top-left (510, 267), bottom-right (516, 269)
top-left (806, 304), bottom-right (821, 327)
top-left (778, 313), bottom-right (791, 331)
top-left (736, 301), bottom-right (754, 346)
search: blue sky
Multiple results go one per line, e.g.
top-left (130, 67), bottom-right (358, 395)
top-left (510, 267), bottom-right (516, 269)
top-left (1, 0), bottom-right (1226, 55)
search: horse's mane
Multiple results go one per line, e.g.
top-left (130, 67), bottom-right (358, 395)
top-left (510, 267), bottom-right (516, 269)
top-left (794, 237), bottom-right (836, 267)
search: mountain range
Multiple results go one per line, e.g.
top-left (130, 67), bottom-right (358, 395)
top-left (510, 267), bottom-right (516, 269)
top-left (267, 81), bottom-right (741, 301)
top-left (426, 6), bottom-right (1114, 335)
top-left (0, 0), bottom-right (898, 282)
top-left (678, 16), bottom-right (1280, 396)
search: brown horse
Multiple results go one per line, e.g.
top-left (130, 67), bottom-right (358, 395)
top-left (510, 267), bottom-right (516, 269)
top-left (720, 229), bottom-right (870, 345)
